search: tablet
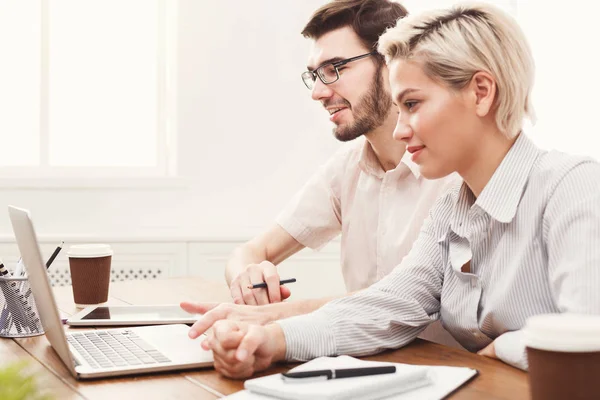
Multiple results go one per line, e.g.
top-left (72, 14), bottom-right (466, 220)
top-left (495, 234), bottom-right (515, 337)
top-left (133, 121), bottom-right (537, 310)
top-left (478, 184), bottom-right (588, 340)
top-left (66, 304), bottom-right (200, 326)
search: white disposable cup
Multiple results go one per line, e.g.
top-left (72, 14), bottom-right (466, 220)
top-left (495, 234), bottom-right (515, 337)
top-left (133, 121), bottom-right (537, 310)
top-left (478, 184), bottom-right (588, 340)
top-left (524, 313), bottom-right (600, 400)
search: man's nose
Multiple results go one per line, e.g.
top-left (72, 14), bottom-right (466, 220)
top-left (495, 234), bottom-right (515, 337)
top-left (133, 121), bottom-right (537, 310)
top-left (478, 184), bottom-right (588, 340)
top-left (311, 78), bottom-right (333, 101)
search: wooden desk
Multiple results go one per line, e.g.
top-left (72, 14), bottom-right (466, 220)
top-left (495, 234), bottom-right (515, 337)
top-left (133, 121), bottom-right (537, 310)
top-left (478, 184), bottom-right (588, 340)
top-left (1, 278), bottom-right (529, 399)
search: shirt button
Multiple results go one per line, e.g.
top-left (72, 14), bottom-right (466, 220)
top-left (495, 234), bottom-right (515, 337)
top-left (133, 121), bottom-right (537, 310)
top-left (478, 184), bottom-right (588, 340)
top-left (470, 278), bottom-right (477, 287)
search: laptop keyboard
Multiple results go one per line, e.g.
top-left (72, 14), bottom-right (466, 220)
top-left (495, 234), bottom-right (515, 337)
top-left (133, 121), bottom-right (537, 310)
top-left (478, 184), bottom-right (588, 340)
top-left (67, 330), bottom-right (171, 369)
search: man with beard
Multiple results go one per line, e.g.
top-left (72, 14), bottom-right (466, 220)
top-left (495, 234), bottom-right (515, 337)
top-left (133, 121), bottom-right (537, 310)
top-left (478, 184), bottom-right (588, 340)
top-left (182, 0), bottom-right (459, 346)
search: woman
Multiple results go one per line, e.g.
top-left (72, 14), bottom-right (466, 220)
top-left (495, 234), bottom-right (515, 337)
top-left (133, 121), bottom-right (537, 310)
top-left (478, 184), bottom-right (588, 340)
top-left (190, 3), bottom-right (600, 377)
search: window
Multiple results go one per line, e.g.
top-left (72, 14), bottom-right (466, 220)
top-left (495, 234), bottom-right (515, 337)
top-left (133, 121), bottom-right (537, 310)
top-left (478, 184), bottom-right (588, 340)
top-left (0, 0), bottom-right (176, 180)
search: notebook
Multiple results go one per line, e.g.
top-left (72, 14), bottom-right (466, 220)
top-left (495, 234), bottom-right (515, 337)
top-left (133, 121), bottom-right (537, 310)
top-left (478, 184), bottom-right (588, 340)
top-left (224, 355), bottom-right (478, 400)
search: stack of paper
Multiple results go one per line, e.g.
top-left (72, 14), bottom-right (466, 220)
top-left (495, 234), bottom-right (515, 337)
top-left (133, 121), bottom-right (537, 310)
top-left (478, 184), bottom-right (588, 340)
top-left (224, 355), bottom-right (478, 400)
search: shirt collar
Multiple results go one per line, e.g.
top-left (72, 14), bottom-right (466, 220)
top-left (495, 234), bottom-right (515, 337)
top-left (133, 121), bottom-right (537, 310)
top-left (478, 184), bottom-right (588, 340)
top-left (441, 134), bottom-right (542, 241)
top-left (358, 140), bottom-right (420, 179)
top-left (474, 133), bottom-right (543, 223)
top-left (400, 148), bottom-right (421, 179)
top-left (358, 139), bottom-right (383, 178)
top-left (448, 182), bottom-right (477, 238)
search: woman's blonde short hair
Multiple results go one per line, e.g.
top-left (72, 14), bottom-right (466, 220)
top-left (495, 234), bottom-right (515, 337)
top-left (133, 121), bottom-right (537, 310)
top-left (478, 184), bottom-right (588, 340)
top-left (378, 2), bottom-right (535, 138)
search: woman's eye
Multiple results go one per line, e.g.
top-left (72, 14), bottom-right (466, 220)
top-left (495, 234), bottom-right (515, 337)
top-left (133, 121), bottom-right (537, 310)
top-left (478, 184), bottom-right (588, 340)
top-left (404, 101), bottom-right (418, 111)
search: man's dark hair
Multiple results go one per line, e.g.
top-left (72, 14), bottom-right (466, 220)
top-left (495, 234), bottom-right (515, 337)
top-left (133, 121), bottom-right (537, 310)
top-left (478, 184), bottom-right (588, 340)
top-left (301, 0), bottom-right (409, 53)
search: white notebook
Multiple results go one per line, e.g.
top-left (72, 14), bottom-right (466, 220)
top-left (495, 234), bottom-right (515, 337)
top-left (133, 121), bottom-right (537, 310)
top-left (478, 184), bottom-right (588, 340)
top-left (224, 356), bottom-right (478, 400)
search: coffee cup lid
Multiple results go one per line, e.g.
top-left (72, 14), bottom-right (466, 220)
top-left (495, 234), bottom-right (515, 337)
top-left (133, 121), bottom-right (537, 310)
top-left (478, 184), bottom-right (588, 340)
top-left (524, 313), bottom-right (600, 352)
top-left (67, 244), bottom-right (113, 258)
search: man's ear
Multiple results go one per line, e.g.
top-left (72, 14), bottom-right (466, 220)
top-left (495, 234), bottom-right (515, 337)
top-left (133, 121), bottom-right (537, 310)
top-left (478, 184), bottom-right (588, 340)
top-left (469, 71), bottom-right (496, 117)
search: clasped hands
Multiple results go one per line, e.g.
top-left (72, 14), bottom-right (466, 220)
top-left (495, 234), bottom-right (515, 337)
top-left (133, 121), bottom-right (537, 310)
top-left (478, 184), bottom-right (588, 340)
top-left (183, 302), bottom-right (286, 379)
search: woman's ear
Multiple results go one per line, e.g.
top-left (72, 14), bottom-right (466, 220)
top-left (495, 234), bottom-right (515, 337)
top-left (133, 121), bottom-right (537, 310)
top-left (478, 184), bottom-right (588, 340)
top-left (470, 71), bottom-right (496, 117)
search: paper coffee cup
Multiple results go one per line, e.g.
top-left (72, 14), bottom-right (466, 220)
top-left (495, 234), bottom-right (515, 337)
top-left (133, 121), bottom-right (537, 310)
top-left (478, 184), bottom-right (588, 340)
top-left (67, 244), bottom-right (113, 308)
top-left (524, 313), bottom-right (600, 400)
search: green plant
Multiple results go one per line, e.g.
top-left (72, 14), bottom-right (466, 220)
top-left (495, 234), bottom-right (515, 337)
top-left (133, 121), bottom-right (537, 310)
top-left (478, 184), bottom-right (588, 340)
top-left (0, 361), bottom-right (53, 400)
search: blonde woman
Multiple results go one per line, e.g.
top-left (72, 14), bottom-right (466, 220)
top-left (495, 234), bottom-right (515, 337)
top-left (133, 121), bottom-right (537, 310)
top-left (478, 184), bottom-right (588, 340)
top-left (189, 3), bottom-right (600, 377)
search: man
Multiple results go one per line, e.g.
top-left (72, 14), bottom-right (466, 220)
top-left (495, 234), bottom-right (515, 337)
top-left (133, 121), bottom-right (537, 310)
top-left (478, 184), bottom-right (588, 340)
top-left (182, 0), bottom-right (458, 346)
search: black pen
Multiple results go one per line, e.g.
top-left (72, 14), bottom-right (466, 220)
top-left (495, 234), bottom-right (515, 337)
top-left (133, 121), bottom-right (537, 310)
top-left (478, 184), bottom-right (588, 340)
top-left (281, 366), bottom-right (396, 382)
top-left (248, 278), bottom-right (296, 289)
top-left (23, 241), bottom-right (65, 302)
top-left (46, 241), bottom-right (63, 269)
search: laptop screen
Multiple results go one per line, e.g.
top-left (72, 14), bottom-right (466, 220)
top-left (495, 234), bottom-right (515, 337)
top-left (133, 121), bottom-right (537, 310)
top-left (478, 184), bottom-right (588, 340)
top-left (8, 206), bottom-right (77, 376)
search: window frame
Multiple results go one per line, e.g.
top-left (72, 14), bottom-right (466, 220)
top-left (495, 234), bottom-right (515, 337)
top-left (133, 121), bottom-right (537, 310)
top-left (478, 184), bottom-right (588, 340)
top-left (0, 0), bottom-right (178, 185)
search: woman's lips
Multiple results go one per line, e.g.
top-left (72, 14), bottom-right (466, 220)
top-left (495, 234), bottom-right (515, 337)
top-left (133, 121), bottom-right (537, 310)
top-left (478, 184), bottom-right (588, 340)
top-left (407, 145), bottom-right (425, 162)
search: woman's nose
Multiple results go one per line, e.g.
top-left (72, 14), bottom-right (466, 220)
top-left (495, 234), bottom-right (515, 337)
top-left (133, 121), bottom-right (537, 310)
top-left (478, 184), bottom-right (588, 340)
top-left (393, 118), bottom-right (412, 142)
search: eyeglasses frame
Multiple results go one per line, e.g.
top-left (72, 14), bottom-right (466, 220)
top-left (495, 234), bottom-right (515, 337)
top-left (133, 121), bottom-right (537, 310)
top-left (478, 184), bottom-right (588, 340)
top-left (301, 51), bottom-right (378, 89)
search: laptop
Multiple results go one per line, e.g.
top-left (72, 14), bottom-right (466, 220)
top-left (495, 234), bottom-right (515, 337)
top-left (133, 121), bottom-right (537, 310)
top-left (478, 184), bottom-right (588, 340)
top-left (8, 205), bottom-right (214, 379)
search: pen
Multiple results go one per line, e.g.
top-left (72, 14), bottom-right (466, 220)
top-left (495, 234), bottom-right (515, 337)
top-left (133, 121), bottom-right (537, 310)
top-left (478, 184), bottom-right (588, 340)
top-left (15, 258), bottom-right (27, 294)
top-left (0, 258), bottom-right (11, 332)
top-left (21, 241), bottom-right (63, 321)
top-left (46, 241), bottom-right (64, 269)
top-left (0, 304), bottom-right (9, 334)
top-left (0, 259), bottom-right (13, 279)
top-left (14, 258), bottom-right (24, 277)
top-left (247, 278), bottom-right (297, 289)
top-left (281, 366), bottom-right (397, 382)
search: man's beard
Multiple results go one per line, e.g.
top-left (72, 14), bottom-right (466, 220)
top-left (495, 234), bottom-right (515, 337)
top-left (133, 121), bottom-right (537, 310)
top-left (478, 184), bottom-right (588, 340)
top-left (332, 66), bottom-right (392, 142)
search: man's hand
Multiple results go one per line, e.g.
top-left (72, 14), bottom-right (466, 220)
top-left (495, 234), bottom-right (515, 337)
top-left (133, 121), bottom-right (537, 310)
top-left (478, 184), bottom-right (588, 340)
top-left (229, 261), bottom-right (291, 305)
top-left (181, 301), bottom-right (282, 337)
top-left (196, 320), bottom-right (286, 379)
top-left (477, 340), bottom-right (498, 359)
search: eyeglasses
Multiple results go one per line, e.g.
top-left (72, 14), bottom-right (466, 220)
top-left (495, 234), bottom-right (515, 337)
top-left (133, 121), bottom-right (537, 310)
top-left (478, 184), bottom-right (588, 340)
top-left (301, 51), bottom-right (377, 90)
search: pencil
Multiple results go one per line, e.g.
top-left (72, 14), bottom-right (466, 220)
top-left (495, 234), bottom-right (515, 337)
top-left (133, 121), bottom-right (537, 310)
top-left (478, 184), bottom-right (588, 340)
top-left (247, 278), bottom-right (297, 289)
top-left (46, 241), bottom-right (64, 269)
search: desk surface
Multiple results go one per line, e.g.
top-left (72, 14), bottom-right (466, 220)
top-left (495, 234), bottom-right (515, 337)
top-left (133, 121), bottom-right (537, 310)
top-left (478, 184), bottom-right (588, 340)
top-left (1, 278), bottom-right (529, 399)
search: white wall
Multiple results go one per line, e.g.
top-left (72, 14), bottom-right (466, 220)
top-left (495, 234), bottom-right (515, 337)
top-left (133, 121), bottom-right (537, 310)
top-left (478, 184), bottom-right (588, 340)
top-left (0, 0), bottom-right (339, 241)
top-left (518, 0), bottom-right (600, 157)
